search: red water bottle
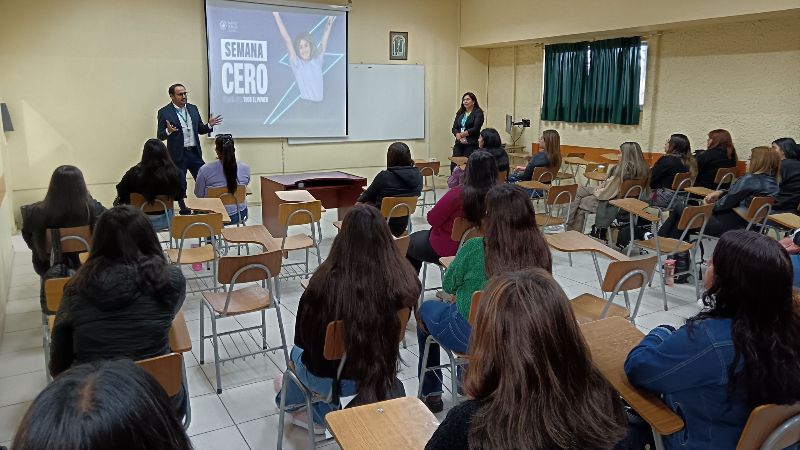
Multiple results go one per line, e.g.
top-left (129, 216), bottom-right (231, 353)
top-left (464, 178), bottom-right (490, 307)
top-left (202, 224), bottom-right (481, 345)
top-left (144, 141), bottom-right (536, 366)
top-left (664, 259), bottom-right (675, 286)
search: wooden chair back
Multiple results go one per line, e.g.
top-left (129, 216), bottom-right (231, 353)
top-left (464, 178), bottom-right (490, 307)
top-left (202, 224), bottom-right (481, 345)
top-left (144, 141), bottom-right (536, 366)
top-left (715, 167), bottom-right (737, 184)
top-left (736, 403), bottom-right (800, 450)
top-left (46, 225), bottom-right (92, 254)
top-left (671, 172), bottom-right (693, 190)
top-left (450, 217), bottom-right (482, 244)
top-left (497, 170), bottom-right (508, 184)
top-left (532, 167), bottom-right (553, 184)
top-left (415, 160), bottom-right (440, 176)
top-left (207, 185), bottom-right (247, 205)
top-left (467, 291), bottom-right (482, 326)
top-left (136, 353), bottom-right (183, 397)
top-left (45, 277), bottom-right (71, 313)
top-left (619, 178), bottom-right (647, 199)
top-left (744, 196), bottom-right (776, 223)
top-left (278, 200), bottom-right (322, 227)
top-left (130, 193), bottom-right (174, 213)
top-left (323, 308), bottom-right (412, 361)
top-left (602, 256), bottom-right (657, 293)
top-left (380, 196), bottom-right (418, 218)
top-left (170, 213), bottom-right (223, 240)
top-left (546, 184), bottom-right (578, 206)
top-left (677, 203), bottom-right (714, 231)
top-left (217, 250), bottom-right (283, 284)
top-left (393, 234), bottom-right (410, 257)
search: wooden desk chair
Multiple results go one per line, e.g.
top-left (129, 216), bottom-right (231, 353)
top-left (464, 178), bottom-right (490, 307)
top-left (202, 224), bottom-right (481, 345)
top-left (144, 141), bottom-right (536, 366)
top-left (420, 217), bottom-right (481, 303)
top-left (381, 196), bottom-right (418, 234)
top-left (535, 183), bottom-right (578, 230)
top-left (602, 153), bottom-right (620, 162)
top-left (560, 152), bottom-right (587, 182)
top-left (418, 292), bottom-right (481, 405)
top-left (736, 403), bottom-right (800, 450)
top-left (393, 234), bottom-right (410, 258)
top-left (630, 203), bottom-right (714, 310)
top-left (599, 178), bottom-right (647, 247)
top-left (45, 225), bottom-right (93, 266)
top-left (766, 203), bottom-right (800, 238)
top-left (42, 277), bottom-right (71, 382)
top-left (278, 200), bottom-right (323, 280)
top-left (136, 352), bottom-right (191, 429)
top-left (545, 231), bottom-right (629, 294)
top-left (200, 250), bottom-right (289, 394)
top-left (207, 185), bottom-right (248, 225)
top-left (166, 213), bottom-right (223, 294)
top-left (571, 256), bottom-right (657, 324)
top-left (516, 167), bottom-right (554, 203)
top-left (416, 161), bottom-right (440, 216)
top-left (130, 193), bottom-right (175, 240)
top-left (583, 163), bottom-right (608, 185)
top-left (734, 196), bottom-right (776, 232)
top-left (656, 172), bottom-right (693, 214)
top-left (277, 308), bottom-right (411, 450)
top-left (685, 167), bottom-right (737, 199)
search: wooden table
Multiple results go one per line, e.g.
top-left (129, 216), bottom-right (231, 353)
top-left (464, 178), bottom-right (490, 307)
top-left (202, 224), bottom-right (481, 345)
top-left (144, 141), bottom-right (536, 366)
top-left (183, 198), bottom-right (231, 223)
top-left (326, 397), bottom-right (440, 450)
top-left (261, 172), bottom-right (366, 237)
top-left (448, 156), bottom-right (467, 169)
top-left (515, 180), bottom-right (550, 191)
top-left (684, 186), bottom-right (714, 198)
top-left (580, 317), bottom-right (684, 438)
top-left (221, 224), bottom-right (281, 252)
top-left (546, 231), bottom-right (629, 289)
top-left (563, 156), bottom-right (590, 166)
top-left (584, 171), bottom-right (609, 183)
top-left (769, 212), bottom-right (800, 230)
top-left (601, 153), bottom-right (620, 162)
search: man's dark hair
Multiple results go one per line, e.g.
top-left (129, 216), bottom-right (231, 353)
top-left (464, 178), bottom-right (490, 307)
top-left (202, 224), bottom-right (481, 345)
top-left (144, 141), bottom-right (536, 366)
top-left (168, 84), bottom-right (185, 96)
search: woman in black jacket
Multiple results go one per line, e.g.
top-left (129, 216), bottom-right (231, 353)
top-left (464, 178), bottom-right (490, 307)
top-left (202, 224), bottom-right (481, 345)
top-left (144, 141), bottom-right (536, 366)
top-left (49, 206), bottom-right (186, 414)
top-left (695, 129), bottom-right (738, 189)
top-left (450, 92), bottom-right (484, 171)
top-left (357, 142), bottom-right (423, 236)
top-left (115, 139), bottom-right (183, 230)
top-left (21, 165), bottom-right (105, 277)
top-left (772, 137), bottom-right (800, 212)
top-left (650, 134), bottom-right (696, 207)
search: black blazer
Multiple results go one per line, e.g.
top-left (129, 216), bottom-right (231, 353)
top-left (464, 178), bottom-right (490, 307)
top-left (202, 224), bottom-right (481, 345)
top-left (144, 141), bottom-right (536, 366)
top-left (156, 103), bottom-right (212, 166)
top-left (451, 107), bottom-right (484, 146)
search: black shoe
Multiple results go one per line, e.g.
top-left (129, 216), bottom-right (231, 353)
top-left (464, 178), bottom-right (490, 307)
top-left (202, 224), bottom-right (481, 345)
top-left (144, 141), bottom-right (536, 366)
top-left (179, 209), bottom-right (192, 216)
top-left (424, 395), bottom-right (443, 413)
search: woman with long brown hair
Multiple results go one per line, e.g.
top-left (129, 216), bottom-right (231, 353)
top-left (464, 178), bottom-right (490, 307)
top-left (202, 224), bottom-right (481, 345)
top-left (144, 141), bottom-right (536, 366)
top-left (275, 204), bottom-right (421, 432)
top-left (417, 184), bottom-right (552, 413)
top-left (511, 129), bottom-right (562, 182)
top-left (426, 268), bottom-right (627, 449)
top-left (649, 134), bottom-right (697, 207)
top-left (694, 129), bottom-right (738, 189)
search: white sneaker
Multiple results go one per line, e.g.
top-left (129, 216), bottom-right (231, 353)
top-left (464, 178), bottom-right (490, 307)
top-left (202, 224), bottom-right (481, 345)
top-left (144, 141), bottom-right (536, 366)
top-left (288, 409), bottom-right (327, 435)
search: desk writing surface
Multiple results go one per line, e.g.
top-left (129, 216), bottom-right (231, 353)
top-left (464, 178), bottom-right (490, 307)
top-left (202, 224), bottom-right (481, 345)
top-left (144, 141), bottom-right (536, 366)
top-left (326, 397), bottom-right (439, 450)
top-left (610, 198), bottom-right (660, 222)
top-left (183, 198), bottom-right (231, 223)
top-left (275, 189), bottom-right (318, 203)
top-left (580, 317), bottom-right (684, 435)
top-left (769, 213), bottom-right (800, 230)
top-left (545, 231), bottom-right (629, 261)
top-left (564, 156), bottom-right (590, 165)
top-left (264, 171), bottom-right (365, 188)
top-left (169, 310), bottom-right (192, 353)
top-left (221, 225), bottom-right (280, 252)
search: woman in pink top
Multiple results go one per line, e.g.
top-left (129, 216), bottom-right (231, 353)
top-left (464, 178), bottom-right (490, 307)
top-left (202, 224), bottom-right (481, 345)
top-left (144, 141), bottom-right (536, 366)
top-left (406, 151), bottom-right (497, 273)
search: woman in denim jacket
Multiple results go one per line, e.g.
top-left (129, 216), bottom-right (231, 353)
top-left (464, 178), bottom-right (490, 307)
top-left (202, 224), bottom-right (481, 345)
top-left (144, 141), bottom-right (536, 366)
top-left (624, 230), bottom-right (800, 449)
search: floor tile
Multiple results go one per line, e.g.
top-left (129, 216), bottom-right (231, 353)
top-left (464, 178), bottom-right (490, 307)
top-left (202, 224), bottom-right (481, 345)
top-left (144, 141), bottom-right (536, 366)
top-left (0, 347), bottom-right (44, 379)
top-left (3, 310), bottom-right (41, 333)
top-left (0, 328), bottom-right (42, 354)
top-left (239, 414), bottom-right (334, 450)
top-left (186, 394), bottom-right (235, 436)
top-left (0, 371), bottom-right (46, 407)
top-left (0, 402), bottom-right (31, 442)
top-left (219, 379), bottom-right (280, 424)
top-left (3, 299), bottom-right (39, 316)
top-left (189, 425), bottom-right (250, 450)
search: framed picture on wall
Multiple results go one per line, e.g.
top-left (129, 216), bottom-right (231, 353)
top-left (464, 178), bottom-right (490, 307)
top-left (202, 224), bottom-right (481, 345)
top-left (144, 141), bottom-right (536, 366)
top-left (389, 31), bottom-right (408, 60)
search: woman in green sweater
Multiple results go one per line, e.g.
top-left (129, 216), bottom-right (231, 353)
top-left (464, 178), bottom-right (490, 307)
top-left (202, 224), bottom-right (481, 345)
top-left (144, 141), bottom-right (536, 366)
top-left (417, 184), bottom-right (552, 412)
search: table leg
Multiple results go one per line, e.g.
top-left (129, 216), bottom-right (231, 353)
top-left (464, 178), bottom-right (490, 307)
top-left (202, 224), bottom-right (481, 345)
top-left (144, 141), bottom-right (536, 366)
top-left (652, 429), bottom-right (666, 450)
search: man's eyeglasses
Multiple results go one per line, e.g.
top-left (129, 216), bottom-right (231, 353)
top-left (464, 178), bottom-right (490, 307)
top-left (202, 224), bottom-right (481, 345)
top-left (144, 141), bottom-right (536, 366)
top-left (175, 92), bottom-right (188, 97)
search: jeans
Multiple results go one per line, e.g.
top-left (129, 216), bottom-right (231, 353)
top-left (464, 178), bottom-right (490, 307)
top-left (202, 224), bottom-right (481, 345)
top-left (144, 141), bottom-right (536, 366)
top-left (227, 206), bottom-right (248, 225)
top-left (275, 346), bottom-right (357, 426)
top-left (147, 209), bottom-right (174, 232)
top-left (416, 300), bottom-right (471, 398)
top-left (792, 255), bottom-right (800, 288)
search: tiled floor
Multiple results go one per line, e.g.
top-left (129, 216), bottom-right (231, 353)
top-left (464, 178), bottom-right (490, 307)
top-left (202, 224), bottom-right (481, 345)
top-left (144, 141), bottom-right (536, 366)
top-left (0, 190), bottom-right (706, 449)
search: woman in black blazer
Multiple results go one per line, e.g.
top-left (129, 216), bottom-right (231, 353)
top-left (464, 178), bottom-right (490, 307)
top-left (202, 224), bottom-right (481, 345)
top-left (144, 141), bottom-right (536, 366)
top-left (451, 92), bottom-right (484, 171)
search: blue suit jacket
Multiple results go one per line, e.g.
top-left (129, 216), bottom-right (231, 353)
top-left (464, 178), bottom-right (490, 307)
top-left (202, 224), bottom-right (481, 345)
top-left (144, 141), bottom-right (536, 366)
top-left (156, 103), bottom-right (212, 166)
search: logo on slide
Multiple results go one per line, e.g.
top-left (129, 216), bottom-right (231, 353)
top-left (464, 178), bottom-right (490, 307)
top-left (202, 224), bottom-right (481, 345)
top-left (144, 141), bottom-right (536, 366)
top-left (219, 20), bottom-right (238, 33)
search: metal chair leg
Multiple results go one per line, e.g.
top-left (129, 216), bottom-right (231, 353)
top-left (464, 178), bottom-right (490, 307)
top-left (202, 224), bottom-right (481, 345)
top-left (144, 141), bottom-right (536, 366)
top-left (199, 303), bottom-right (206, 364)
top-left (210, 313), bottom-right (222, 394)
top-left (417, 336), bottom-right (432, 398)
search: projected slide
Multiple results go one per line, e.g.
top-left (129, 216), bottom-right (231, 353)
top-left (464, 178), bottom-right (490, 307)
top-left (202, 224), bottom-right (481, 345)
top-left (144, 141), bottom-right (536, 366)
top-left (206, 0), bottom-right (347, 138)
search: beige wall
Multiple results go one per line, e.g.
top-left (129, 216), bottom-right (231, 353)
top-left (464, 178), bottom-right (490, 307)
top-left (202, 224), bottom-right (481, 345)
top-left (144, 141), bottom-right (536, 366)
top-left (0, 0), bottom-right (460, 221)
top-left (481, 15), bottom-right (800, 157)
top-left (0, 111), bottom-right (15, 337)
top-left (460, 0), bottom-right (800, 47)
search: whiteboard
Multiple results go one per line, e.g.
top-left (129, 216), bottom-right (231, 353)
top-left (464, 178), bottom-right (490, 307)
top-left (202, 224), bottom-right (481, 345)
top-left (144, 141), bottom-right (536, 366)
top-left (288, 64), bottom-right (425, 144)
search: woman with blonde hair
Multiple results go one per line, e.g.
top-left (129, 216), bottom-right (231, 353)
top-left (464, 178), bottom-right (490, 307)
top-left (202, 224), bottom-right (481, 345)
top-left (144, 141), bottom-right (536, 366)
top-left (566, 141), bottom-right (650, 232)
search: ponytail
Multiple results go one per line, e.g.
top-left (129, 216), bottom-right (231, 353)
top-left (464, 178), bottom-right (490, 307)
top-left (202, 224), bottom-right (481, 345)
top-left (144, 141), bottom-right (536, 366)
top-left (215, 135), bottom-right (238, 194)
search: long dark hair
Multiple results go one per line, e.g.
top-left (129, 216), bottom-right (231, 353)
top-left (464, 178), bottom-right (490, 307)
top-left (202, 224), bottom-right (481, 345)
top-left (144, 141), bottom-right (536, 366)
top-left (13, 360), bottom-right (192, 450)
top-left (692, 230), bottom-right (800, 408)
top-left (215, 134), bottom-right (238, 194)
top-left (29, 165), bottom-right (96, 261)
top-left (483, 184), bottom-right (552, 275)
top-left (708, 129), bottom-right (737, 161)
top-left (139, 139), bottom-right (181, 202)
top-left (773, 137), bottom-right (799, 160)
top-left (666, 133), bottom-right (698, 178)
top-left (479, 128), bottom-right (501, 149)
top-left (68, 206), bottom-right (175, 297)
top-left (466, 269), bottom-right (626, 449)
top-left (455, 92), bottom-right (480, 117)
top-left (387, 142), bottom-right (413, 167)
top-left (541, 129), bottom-right (562, 170)
top-left (300, 205), bottom-right (420, 402)
top-left (462, 151), bottom-right (497, 224)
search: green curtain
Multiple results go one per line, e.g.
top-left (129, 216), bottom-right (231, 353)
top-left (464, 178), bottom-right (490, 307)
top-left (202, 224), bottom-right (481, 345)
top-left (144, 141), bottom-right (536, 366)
top-left (540, 42), bottom-right (589, 123)
top-left (541, 37), bottom-right (642, 125)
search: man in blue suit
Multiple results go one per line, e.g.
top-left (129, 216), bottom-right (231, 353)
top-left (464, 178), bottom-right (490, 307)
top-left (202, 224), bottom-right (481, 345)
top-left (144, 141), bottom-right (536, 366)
top-left (157, 83), bottom-right (222, 213)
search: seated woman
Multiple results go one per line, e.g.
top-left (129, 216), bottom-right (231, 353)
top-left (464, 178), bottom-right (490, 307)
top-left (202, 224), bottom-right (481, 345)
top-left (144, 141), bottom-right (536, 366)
top-left (625, 230), bottom-right (800, 449)
top-left (115, 138), bottom-right (183, 230)
top-left (694, 129), bottom-right (738, 190)
top-left (357, 142), bottom-right (423, 236)
top-left (427, 268), bottom-right (626, 450)
top-left (21, 165), bottom-right (106, 277)
top-left (194, 134), bottom-right (250, 224)
top-left (13, 360), bottom-right (192, 450)
top-left (772, 137), bottom-right (800, 212)
top-left (509, 129), bottom-right (561, 183)
top-left (566, 141), bottom-right (650, 232)
top-left (275, 204), bottom-right (420, 431)
top-left (649, 134), bottom-right (695, 208)
top-left (448, 128), bottom-right (509, 188)
top-left (406, 151), bottom-right (497, 274)
top-left (659, 146), bottom-right (779, 240)
top-left (417, 184), bottom-right (552, 413)
top-left (49, 206), bottom-right (186, 415)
